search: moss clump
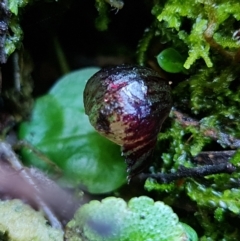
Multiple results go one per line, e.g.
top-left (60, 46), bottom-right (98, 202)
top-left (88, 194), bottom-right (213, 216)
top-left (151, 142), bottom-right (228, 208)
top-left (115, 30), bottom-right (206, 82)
top-left (138, 0), bottom-right (240, 68)
top-left (136, 1), bottom-right (240, 240)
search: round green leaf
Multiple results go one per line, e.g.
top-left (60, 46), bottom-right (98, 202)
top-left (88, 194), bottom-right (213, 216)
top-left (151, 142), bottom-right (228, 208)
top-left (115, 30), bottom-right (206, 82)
top-left (18, 68), bottom-right (127, 194)
top-left (157, 48), bottom-right (185, 73)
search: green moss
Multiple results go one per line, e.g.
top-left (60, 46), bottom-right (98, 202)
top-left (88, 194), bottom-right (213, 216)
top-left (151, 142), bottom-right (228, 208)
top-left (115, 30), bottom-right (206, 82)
top-left (3, 0), bottom-right (32, 58)
top-left (136, 1), bottom-right (240, 240)
top-left (147, 0), bottom-right (240, 68)
top-left (139, 0), bottom-right (240, 175)
top-left (158, 119), bottom-right (211, 170)
top-left (95, 0), bottom-right (111, 31)
top-left (144, 178), bottom-right (175, 192)
top-left (174, 66), bottom-right (240, 137)
top-left (136, 25), bottom-right (155, 66)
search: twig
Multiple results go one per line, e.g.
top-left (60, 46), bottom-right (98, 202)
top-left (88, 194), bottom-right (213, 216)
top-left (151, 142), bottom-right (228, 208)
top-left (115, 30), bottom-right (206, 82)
top-left (140, 163), bottom-right (236, 184)
top-left (138, 110), bottom-right (239, 184)
top-left (0, 141), bottom-right (63, 229)
top-left (204, 21), bottom-right (234, 61)
top-left (15, 140), bottom-right (63, 177)
top-left (193, 150), bottom-right (236, 165)
top-left (171, 109), bottom-right (240, 149)
top-left (12, 52), bottom-right (21, 92)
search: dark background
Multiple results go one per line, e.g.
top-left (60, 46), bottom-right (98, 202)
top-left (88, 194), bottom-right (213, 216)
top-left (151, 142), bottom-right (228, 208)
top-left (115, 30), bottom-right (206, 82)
top-left (20, 0), bottom-right (153, 95)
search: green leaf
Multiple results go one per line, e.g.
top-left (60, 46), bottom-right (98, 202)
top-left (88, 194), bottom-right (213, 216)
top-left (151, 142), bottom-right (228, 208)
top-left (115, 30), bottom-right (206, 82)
top-left (49, 68), bottom-right (99, 114)
top-left (180, 222), bottom-right (198, 241)
top-left (156, 48), bottom-right (185, 73)
top-left (18, 68), bottom-right (127, 194)
top-left (0, 199), bottom-right (63, 241)
top-left (65, 196), bottom-right (198, 241)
